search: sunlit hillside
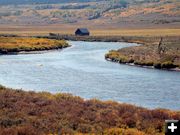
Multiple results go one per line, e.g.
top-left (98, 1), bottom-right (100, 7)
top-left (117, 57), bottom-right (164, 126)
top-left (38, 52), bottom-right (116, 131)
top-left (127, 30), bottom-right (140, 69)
top-left (0, 0), bottom-right (179, 29)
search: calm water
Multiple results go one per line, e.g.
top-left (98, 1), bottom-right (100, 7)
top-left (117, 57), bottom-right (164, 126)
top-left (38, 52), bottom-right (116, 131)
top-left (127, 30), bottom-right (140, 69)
top-left (0, 41), bottom-right (180, 110)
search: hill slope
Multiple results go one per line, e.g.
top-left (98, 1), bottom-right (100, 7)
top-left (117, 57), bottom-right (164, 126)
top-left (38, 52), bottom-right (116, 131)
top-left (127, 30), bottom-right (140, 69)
top-left (0, 0), bottom-right (179, 29)
top-left (0, 0), bottom-right (103, 5)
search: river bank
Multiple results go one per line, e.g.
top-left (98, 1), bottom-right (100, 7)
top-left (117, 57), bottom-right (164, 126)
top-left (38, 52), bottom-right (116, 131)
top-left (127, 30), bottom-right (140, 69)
top-left (0, 37), bottom-right (69, 55)
top-left (0, 34), bottom-right (179, 71)
top-left (39, 34), bottom-right (179, 44)
top-left (0, 85), bottom-right (180, 135)
top-left (105, 36), bottom-right (180, 71)
top-left (45, 34), bottom-right (180, 71)
top-left (1, 41), bottom-right (179, 110)
top-left (0, 39), bottom-right (180, 134)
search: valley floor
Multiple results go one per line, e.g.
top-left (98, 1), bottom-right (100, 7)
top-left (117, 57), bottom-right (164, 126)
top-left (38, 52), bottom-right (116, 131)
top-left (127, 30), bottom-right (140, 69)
top-left (0, 25), bottom-right (180, 37)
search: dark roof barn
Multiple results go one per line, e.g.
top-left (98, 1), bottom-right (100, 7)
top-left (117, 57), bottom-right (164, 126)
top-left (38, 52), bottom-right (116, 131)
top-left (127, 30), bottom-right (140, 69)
top-left (75, 28), bottom-right (90, 36)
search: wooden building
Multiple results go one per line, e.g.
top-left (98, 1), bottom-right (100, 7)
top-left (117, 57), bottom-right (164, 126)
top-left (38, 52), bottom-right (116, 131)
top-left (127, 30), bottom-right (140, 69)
top-left (75, 28), bottom-right (90, 36)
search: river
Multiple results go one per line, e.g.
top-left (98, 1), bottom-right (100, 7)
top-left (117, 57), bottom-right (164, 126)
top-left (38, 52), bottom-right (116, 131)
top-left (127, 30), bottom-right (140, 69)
top-left (0, 41), bottom-right (180, 110)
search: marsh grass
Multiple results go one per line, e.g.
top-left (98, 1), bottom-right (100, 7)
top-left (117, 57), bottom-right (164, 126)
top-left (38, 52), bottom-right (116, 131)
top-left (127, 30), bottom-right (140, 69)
top-left (0, 37), bottom-right (69, 54)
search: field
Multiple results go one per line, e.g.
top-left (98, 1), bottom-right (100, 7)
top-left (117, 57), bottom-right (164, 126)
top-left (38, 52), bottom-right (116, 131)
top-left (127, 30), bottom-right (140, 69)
top-left (0, 85), bottom-right (180, 135)
top-left (91, 29), bottom-right (180, 36)
top-left (0, 37), bottom-right (69, 54)
top-left (0, 25), bottom-right (180, 37)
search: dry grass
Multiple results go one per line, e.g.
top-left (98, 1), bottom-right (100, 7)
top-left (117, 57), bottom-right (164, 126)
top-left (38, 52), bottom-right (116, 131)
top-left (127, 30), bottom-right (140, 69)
top-left (105, 36), bottom-right (180, 69)
top-left (0, 37), bottom-right (69, 54)
top-left (91, 29), bottom-right (180, 36)
top-left (0, 24), bottom-right (180, 37)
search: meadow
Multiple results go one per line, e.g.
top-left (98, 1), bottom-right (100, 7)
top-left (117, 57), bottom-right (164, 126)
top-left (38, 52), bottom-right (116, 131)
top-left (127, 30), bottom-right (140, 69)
top-left (0, 85), bottom-right (180, 135)
top-left (0, 26), bottom-right (180, 37)
top-left (0, 37), bottom-right (69, 54)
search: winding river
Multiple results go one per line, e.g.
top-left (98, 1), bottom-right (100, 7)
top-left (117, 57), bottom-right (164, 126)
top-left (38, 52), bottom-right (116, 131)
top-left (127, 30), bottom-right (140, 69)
top-left (0, 41), bottom-right (180, 110)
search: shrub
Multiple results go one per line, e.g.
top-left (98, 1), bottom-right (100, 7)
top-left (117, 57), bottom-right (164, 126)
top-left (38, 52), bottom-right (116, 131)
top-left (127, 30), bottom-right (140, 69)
top-left (161, 61), bottom-right (177, 69)
top-left (154, 63), bottom-right (161, 69)
top-left (103, 128), bottom-right (146, 135)
top-left (0, 87), bottom-right (180, 134)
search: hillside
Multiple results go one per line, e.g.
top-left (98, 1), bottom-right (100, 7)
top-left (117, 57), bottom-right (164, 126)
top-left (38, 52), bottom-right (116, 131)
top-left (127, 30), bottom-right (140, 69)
top-left (0, 0), bottom-right (103, 5)
top-left (0, 0), bottom-right (179, 29)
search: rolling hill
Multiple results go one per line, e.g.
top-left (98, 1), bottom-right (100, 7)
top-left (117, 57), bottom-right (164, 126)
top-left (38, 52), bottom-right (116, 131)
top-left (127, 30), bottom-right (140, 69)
top-left (0, 0), bottom-right (103, 5)
top-left (0, 0), bottom-right (179, 29)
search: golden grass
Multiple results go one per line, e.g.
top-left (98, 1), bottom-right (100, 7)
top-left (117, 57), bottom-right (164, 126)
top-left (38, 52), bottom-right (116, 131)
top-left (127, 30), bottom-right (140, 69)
top-left (0, 24), bottom-right (179, 37)
top-left (0, 37), bottom-right (69, 53)
top-left (91, 29), bottom-right (180, 36)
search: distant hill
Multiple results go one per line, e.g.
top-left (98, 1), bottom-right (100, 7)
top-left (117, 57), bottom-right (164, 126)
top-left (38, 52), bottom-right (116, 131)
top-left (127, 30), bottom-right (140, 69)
top-left (0, 0), bottom-right (163, 5)
top-left (0, 0), bottom-right (179, 28)
top-left (0, 0), bottom-right (103, 5)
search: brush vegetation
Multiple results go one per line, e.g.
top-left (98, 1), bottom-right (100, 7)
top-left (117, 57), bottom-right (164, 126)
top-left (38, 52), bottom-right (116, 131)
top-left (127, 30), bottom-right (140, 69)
top-left (0, 86), bottom-right (180, 135)
top-left (0, 37), bottom-right (69, 54)
top-left (105, 36), bottom-right (180, 70)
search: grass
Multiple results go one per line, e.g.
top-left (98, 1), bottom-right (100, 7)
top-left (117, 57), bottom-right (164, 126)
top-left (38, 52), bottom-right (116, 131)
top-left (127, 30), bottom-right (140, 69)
top-left (105, 36), bottom-right (180, 69)
top-left (0, 25), bottom-right (179, 36)
top-left (0, 86), bottom-right (180, 135)
top-left (91, 29), bottom-right (180, 37)
top-left (0, 37), bottom-right (69, 54)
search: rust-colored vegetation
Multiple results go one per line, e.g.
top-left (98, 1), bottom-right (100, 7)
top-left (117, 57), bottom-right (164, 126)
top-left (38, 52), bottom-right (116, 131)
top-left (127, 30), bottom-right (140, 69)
top-left (105, 36), bottom-right (180, 69)
top-left (0, 86), bottom-right (180, 135)
top-left (0, 37), bottom-right (69, 54)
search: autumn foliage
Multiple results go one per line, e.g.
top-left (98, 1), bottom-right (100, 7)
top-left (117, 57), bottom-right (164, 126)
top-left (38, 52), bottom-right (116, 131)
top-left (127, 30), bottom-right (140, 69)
top-left (0, 86), bottom-right (179, 135)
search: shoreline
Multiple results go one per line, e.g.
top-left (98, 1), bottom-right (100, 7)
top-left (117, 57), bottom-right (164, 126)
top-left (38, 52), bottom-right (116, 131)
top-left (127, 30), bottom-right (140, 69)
top-left (0, 36), bottom-right (70, 55)
top-left (0, 84), bottom-right (179, 111)
top-left (0, 45), bottom-right (70, 55)
top-left (1, 35), bottom-right (179, 71)
top-left (38, 34), bottom-right (173, 43)
top-left (1, 83), bottom-right (178, 111)
top-left (41, 35), bottom-right (180, 72)
top-left (106, 58), bottom-right (180, 72)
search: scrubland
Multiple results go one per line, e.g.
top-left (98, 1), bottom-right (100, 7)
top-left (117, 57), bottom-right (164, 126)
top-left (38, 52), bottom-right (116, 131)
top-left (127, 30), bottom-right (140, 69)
top-left (0, 86), bottom-right (180, 135)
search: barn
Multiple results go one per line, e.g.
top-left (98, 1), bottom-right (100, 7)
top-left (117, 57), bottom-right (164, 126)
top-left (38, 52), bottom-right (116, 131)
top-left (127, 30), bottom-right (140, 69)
top-left (75, 28), bottom-right (90, 36)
